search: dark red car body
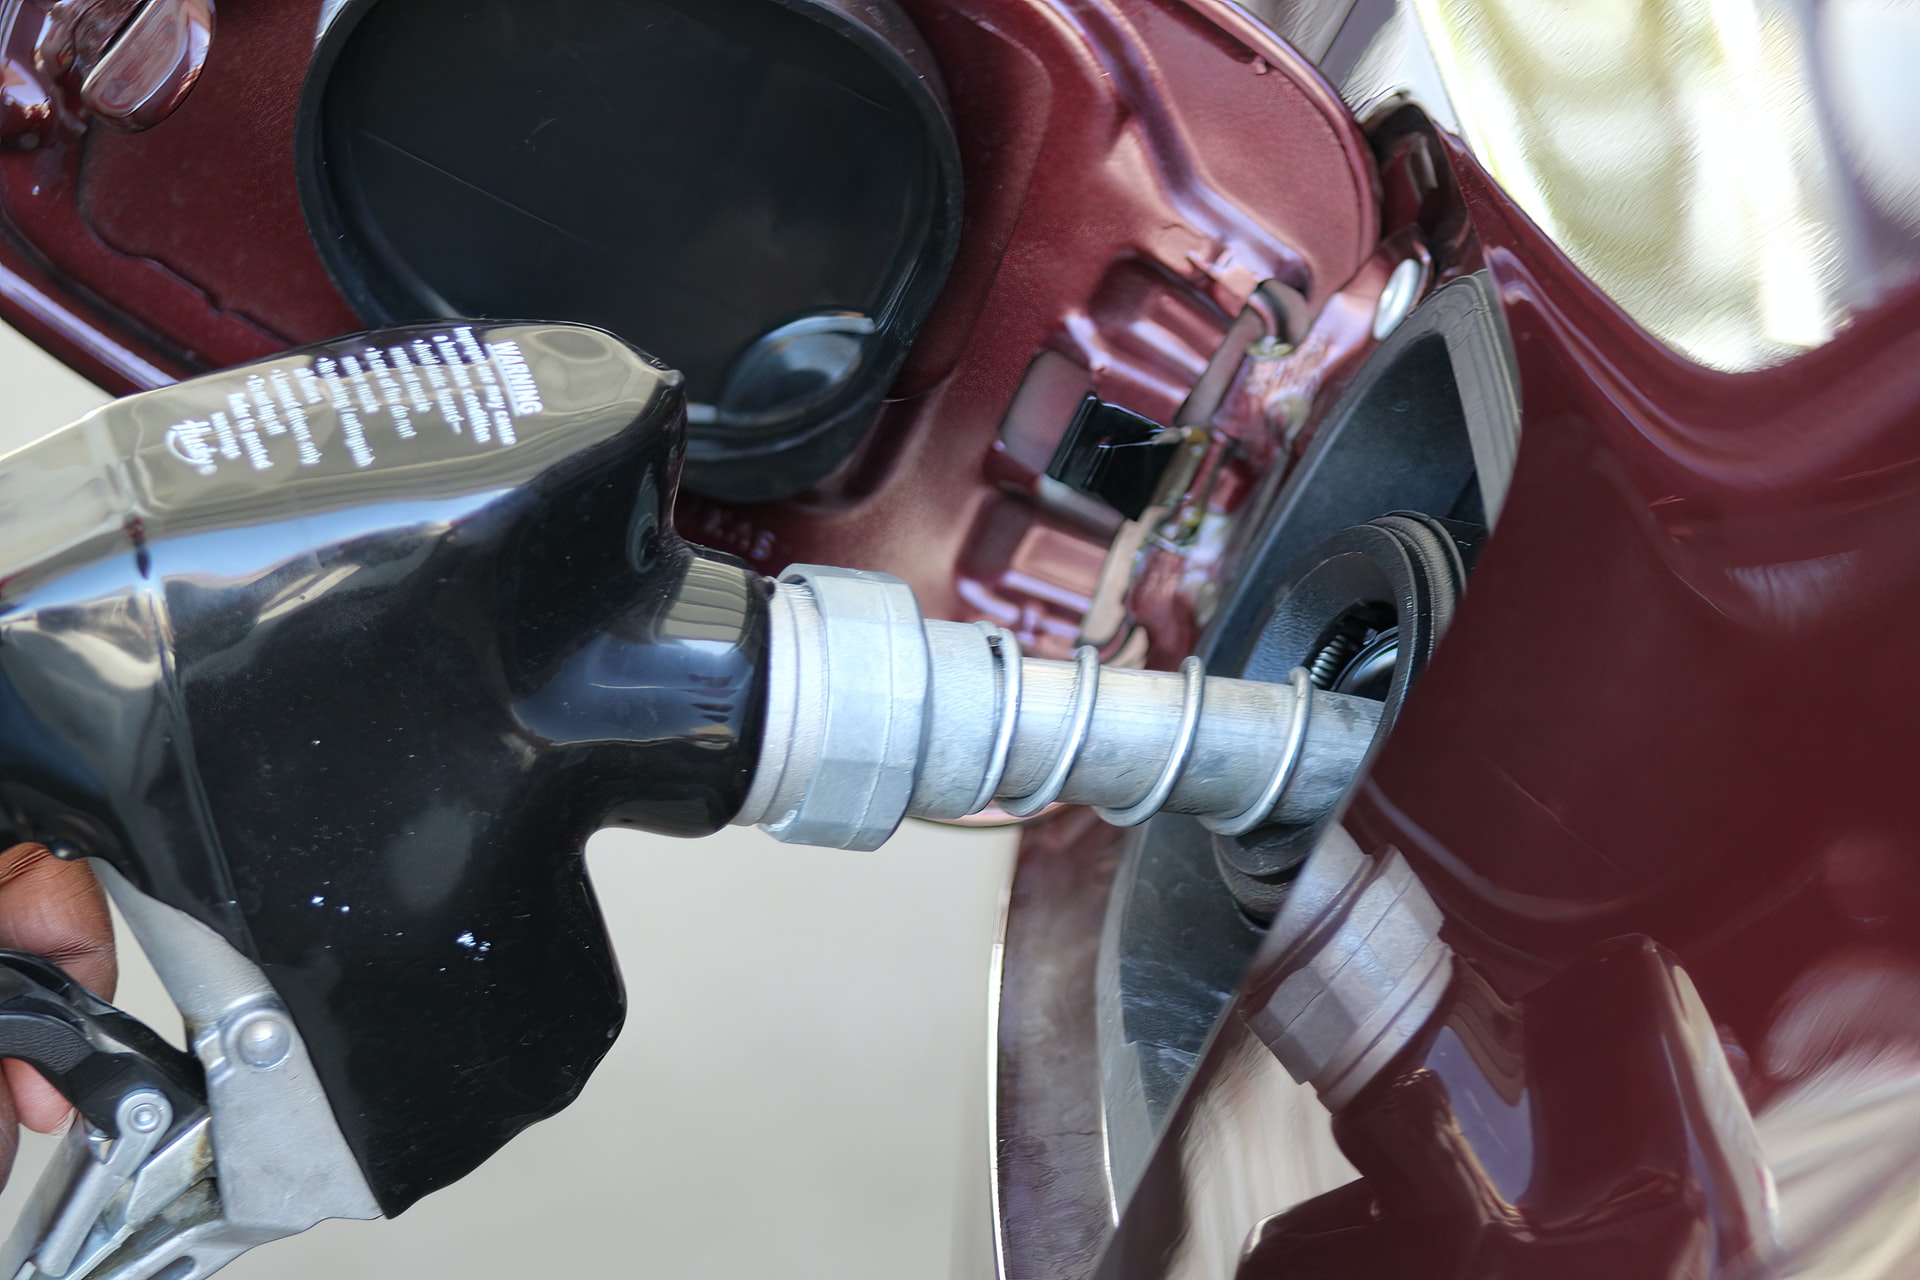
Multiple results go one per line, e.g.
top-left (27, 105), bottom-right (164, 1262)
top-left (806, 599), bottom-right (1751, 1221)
top-left (4, 0), bottom-right (1916, 1275)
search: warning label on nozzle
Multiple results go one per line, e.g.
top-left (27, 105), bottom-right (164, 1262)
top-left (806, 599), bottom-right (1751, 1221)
top-left (161, 325), bottom-right (541, 478)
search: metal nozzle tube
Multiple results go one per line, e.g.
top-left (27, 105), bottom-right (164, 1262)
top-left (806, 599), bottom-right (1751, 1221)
top-left (909, 621), bottom-right (1380, 825)
top-left (735, 567), bottom-right (1385, 851)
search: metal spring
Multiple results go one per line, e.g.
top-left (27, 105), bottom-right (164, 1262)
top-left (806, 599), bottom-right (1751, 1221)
top-left (1095, 655), bottom-right (1206, 828)
top-left (969, 622), bottom-right (1024, 815)
top-left (973, 626), bottom-right (1318, 834)
top-left (1200, 666), bottom-right (1313, 837)
top-left (1306, 627), bottom-right (1363, 690)
top-left (1001, 645), bottom-right (1101, 818)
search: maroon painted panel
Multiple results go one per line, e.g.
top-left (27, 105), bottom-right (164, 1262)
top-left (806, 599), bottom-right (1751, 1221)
top-left (1327, 136), bottom-right (1920, 1266)
top-left (82, 0), bottom-right (361, 342)
top-left (1047, 112), bottom-right (1920, 1276)
top-left (1239, 941), bottom-right (1771, 1278)
top-left (1355, 136), bottom-right (1920, 1015)
top-left (0, 0), bottom-right (337, 374)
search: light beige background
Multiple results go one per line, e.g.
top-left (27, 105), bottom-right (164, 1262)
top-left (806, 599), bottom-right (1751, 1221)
top-left (0, 322), bottom-right (1012, 1279)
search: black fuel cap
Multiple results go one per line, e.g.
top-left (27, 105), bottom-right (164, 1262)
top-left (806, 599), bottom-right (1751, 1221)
top-left (296, 0), bottom-right (962, 501)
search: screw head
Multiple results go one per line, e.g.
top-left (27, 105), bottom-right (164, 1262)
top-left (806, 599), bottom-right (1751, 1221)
top-left (1372, 257), bottom-right (1428, 342)
top-left (233, 1013), bottom-right (292, 1069)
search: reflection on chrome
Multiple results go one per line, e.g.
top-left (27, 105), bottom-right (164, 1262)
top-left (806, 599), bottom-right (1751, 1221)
top-left (1156, 1031), bottom-right (1354, 1280)
top-left (1335, 0), bottom-right (1920, 370)
top-left (1760, 951), bottom-right (1920, 1278)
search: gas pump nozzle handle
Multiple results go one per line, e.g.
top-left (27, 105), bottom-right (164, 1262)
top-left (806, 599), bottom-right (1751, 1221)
top-left (0, 321), bottom-right (761, 1225)
top-left (0, 321), bottom-right (1382, 1278)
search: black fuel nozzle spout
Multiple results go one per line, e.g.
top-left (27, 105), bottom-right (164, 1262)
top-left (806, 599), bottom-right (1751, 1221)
top-left (0, 321), bottom-right (769, 1214)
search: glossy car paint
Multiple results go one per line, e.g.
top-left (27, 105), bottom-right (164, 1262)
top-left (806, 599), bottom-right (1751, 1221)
top-left (1014, 105), bottom-right (1920, 1277)
top-left (1230, 939), bottom-right (1772, 1278)
top-left (0, 321), bottom-right (769, 1213)
top-left (1350, 130), bottom-right (1920, 1273)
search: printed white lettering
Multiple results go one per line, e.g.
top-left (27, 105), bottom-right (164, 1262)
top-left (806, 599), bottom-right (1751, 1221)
top-left (164, 420), bottom-right (219, 476)
top-left (487, 341), bottom-right (545, 417)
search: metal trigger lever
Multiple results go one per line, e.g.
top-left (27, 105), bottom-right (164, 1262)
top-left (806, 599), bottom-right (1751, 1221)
top-left (0, 951), bottom-right (207, 1280)
top-left (0, 952), bottom-right (204, 1140)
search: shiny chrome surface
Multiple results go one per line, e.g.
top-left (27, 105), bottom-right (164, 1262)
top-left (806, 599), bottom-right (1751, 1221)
top-left (993, 813), bottom-right (1129, 1280)
top-left (76, 0), bottom-right (211, 130)
top-left (967, 625), bottom-right (1024, 816)
top-left (998, 647), bottom-right (1101, 819)
top-left (1370, 255), bottom-right (1428, 340)
top-left (971, 652), bottom-right (1378, 824)
top-left (1110, 979), bottom-right (1356, 1280)
top-left (24, 0), bottom-right (212, 132)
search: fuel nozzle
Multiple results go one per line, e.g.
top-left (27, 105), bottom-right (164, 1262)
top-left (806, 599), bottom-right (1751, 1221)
top-left (0, 320), bottom-right (1381, 1277)
top-left (735, 565), bottom-right (1382, 850)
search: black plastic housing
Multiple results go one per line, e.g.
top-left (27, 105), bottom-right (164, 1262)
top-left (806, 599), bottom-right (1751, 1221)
top-left (1046, 397), bottom-right (1177, 522)
top-left (0, 321), bottom-right (769, 1213)
top-left (297, 0), bottom-right (964, 502)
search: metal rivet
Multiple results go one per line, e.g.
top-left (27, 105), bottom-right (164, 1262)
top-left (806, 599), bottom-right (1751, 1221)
top-left (233, 1014), bottom-right (291, 1069)
top-left (1372, 257), bottom-right (1428, 341)
top-left (126, 1101), bottom-right (162, 1134)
